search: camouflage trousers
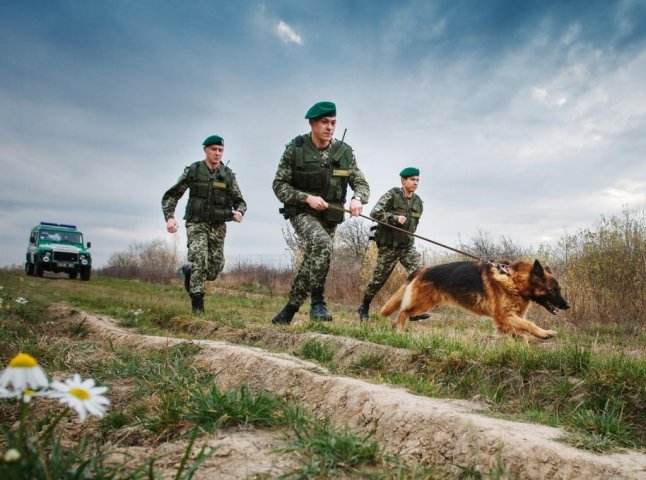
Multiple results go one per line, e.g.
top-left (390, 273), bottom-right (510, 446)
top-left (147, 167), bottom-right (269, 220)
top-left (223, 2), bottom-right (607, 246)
top-left (288, 213), bottom-right (337, 307)
top-left (186, 221), bottom-right (227, 295)
top-left (362, 244), bottom-right (421, 303)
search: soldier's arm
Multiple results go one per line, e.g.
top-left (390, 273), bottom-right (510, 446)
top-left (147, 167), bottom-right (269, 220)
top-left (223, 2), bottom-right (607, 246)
top-left (228, 172), bottom-right (247, 216)
top-left (161, 169), bottom-right (190, 221)
top-left (272, 147), bottom-right (309, 205)
top-left (347, 152), bottom-right (370, 205)
top-left (370, 190), bottom-right (398, 224)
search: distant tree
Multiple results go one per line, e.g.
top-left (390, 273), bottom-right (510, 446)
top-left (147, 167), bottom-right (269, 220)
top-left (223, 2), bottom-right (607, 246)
top-left (335, 218), bottom-right (372, 262)
top-left (457, 229), bottom-right (529, 262)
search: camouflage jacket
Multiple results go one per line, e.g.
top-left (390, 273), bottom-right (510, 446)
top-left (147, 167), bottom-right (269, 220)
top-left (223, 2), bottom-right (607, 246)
top-left (272, 134), bottom-right (370, 206)
top-left (161, 161), bottom-right (247, 221)
top-left (370, 187), bottom-right (423, 226)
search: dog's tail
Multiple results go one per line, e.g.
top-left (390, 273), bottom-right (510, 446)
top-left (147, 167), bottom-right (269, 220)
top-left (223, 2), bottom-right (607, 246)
top-left (380, 283), bottom-right (407, 317)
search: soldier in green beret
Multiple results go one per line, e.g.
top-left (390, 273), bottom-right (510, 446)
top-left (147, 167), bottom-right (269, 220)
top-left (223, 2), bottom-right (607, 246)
top-left (272, 101), bottom-right (370, 325)
top-left (358, 167), bottom-right (429, 322)
top-left (162, 135), bottom-right (247, 313)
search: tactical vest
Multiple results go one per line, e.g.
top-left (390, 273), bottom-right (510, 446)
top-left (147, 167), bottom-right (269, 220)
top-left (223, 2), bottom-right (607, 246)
top-left (281, 134), bottom-right (353, 224)
top-left (183, 161), bottom-right (234, 223)
top-left (374, 188), bottom-right (423, 248)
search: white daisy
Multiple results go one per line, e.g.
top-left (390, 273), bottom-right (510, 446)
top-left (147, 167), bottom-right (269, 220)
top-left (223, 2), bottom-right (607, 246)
top-left (48, 374), bottom-right (110, 421)
top-left (4, 448), bottom-right (21, 462)
top-left (0, 353), bottom-right (49, 391)
top-left (0, 386), bottom-right (41, 403)
top-left (15, 297), bottom-right (28, 304)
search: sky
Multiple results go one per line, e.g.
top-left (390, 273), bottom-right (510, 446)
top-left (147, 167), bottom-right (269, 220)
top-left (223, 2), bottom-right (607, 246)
top-left (1, 0), bottom-right (645, 269)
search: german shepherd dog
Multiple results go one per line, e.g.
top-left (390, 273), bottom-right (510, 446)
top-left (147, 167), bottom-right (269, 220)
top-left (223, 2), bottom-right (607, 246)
top-left (380, 260), bottom-right (570, 339)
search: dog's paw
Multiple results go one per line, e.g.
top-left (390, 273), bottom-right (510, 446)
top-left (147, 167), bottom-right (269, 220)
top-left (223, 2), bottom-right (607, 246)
top-left (540, 330), bottom-right (557, 339)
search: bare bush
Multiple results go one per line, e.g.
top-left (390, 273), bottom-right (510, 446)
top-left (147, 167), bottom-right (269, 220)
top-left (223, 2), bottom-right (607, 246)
top-left (457, 229), bottom-right (531, 262)
top-left (559, 207), bottom-right (646, 327)
top-left (281, 223), bottom-right (305, 268)
top-left (336, 218), bottom-right (371, 262)
top-left (218, 258), bottom-right (294, 297)
top-left (100, 237), bottom-right (183, 283)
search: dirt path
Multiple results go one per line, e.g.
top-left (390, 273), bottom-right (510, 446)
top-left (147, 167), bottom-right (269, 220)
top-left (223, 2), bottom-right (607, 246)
top-left (57, 305), bottom-right (646, 479)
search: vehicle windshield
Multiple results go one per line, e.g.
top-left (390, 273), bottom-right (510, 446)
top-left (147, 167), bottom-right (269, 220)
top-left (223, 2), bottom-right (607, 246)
top-left (39, 229), bottom-right (83, 244)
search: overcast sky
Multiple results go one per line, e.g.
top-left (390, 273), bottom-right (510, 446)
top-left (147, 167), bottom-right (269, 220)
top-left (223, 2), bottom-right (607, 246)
top-left (1, 0), bottom-right (645, 268)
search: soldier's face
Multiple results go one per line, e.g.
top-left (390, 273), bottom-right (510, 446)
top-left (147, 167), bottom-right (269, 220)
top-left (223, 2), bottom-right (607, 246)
top-left (310, 116), bottom-right (336, 146)
top-left (401, 176), bottom-right (420, 194)
top-left (203, 144), bottom-right (224, 167)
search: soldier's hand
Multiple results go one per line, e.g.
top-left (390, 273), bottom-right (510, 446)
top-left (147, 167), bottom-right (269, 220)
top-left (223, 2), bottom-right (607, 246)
top-left (306, 195), bottom-right (328, 211)
top-left (397, 215), bottom-right (407, 225)
top-left (233, 211), bottom-right (243, 223)
top-left (349, 198), bottom-right (363, 217)
top-left (167, 218), bottom-right (178, 233)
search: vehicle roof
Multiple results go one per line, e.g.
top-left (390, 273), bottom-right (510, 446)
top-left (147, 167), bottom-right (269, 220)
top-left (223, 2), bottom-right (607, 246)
top-left (34, 222), bottom-right (80, 232)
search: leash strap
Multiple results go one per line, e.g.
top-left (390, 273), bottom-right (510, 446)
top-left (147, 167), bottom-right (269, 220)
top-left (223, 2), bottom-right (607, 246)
top-left (329, 204), bottom-right (510, 274)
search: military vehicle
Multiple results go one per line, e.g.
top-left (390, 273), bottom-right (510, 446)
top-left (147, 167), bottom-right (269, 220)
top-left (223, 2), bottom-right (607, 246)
top-left (25, 222), bottom-right (92, 280)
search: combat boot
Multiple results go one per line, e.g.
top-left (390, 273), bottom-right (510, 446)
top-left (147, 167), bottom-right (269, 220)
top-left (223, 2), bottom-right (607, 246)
top-left (310, 289), bottom-right (332, 321)
top-left (190, 294), bottom-right (204, 314)
top-left (310, 302), bottom-right (332, 321)
top-left (357, 301), bottom-right (370, 322)
top-left (180, 264), bottom-right (192, 293)
top-left (272, 303), bottom-right (299, 325)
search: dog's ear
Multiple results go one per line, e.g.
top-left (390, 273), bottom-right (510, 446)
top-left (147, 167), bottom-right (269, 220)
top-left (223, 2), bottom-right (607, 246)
top-left (532, 259), bottom-right (545, 277)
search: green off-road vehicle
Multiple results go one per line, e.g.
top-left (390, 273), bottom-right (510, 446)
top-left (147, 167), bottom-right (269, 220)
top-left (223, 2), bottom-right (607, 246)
top-left (25, 222), bottom-right (92, 280)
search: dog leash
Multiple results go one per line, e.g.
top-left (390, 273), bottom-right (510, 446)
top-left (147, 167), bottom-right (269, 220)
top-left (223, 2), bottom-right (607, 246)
top-left (329, 204), bottom-right (510, 274)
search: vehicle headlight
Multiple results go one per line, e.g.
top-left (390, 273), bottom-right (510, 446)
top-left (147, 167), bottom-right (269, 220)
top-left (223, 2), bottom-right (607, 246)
top-left (42, 253), bottom-right (51, 262)
top-left (81, 259), bottom-right (88, 266)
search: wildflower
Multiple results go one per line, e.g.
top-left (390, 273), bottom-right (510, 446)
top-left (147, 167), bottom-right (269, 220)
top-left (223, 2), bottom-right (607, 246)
top-left (15, 297), bottom-right (28, 304)
top-left (48, 374), bottom-right (110, 421)
top-left (3, 448), bottom-right (21, 462)
top-left (0, 386), bottom-right (13, 399)
top-left (0, 353), bottom-right (49, 391)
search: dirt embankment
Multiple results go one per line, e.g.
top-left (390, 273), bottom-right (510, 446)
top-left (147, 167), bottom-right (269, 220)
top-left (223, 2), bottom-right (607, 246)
top-left (53, 304), bottom-right (646, 480)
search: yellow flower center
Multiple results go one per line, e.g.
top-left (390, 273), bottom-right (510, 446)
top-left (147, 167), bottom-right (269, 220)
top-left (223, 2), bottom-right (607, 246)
top-left (70, 387), bottom-right (90, 401)
top-left (8, 353), bottom-right (38, 368)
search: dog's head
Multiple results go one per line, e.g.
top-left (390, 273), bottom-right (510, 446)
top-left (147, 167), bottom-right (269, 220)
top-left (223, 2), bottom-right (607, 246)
top-left (528, 260), bottom-right (571, 315)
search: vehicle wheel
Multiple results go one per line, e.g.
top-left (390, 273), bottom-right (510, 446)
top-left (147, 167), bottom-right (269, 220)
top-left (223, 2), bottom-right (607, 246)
top-left (25, 261), bottom-right (35, 276)
top-left (35, 262), bottom-right (44, 277)
top-left (69, 271), bottom-right (78, 280)
top-left (80, 269), bottom-right (91, 281)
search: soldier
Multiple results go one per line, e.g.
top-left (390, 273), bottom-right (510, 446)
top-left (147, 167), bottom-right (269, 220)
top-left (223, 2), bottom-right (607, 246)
top-left (162, 135), bottom-right (247, 313)
top-left (358, 167), bottom-right (429, 322)
top-left (272, 101), bottom-right (370, 325)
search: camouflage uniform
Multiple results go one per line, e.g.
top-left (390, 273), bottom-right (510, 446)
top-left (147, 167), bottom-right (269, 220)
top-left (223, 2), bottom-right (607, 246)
top-left (361, 187), bottom-right (423, 309)
top-left (162, 161), bottom-right (246, 296)
top-left (273, 134), bottom-right (369, 310)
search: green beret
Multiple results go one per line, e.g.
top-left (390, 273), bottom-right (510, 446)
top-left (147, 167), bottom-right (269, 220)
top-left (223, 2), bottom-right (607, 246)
top-left (202, 135), bottom-right (224, 146)
top-left (399, 167), bottom-right (420, 178)
top-left (305, 101), bottom-right (336, 120)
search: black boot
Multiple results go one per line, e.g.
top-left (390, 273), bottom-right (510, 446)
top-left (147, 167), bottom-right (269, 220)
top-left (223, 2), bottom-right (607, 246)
top-left (310, 302), bottom-right (333, 321)
top-left (181, 264), bottom-right (192, 293)
top-left (409, 313), bottom-right (431, 321)
top-left (190, 294), bottom-right (204, 314)
top-left (310, 289), bottom-right (332, 321)
top-left (357, 300), bottom-right (370, 322)
top-left (272, 303), bottom-right (298, 325)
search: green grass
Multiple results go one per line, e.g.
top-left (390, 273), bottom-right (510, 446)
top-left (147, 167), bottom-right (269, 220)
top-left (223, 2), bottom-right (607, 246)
top-left (278, 417), bottom-right (386, 478)
top-left (299, 339), bottom-right (336, 363)
top-left (1, 269), bottom-right (645, 452)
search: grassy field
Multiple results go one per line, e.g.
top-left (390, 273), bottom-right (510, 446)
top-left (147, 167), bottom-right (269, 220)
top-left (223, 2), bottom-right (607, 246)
top-left (1, 268), bottom-right (645, 477)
